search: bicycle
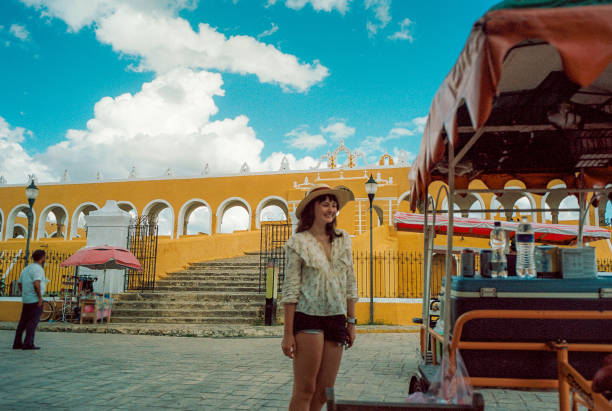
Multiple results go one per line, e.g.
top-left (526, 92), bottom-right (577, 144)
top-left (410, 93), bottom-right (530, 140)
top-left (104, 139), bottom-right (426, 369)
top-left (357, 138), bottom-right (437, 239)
top-left (40, 293), bottom-right (79, 322)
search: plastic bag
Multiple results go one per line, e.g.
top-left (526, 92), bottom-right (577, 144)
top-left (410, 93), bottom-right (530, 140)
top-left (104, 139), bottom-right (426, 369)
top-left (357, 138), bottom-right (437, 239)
top-left (407, 349), bottom-right (474, 405)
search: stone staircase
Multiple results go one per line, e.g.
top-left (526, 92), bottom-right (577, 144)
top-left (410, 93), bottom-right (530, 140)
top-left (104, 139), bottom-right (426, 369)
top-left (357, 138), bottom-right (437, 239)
top-left (111, 254), bottom-right (266, 324)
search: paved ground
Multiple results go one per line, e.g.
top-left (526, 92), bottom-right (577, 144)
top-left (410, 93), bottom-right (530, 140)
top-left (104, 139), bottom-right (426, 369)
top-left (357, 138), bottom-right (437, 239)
top-left (0, 330), bottom-right (562, 410)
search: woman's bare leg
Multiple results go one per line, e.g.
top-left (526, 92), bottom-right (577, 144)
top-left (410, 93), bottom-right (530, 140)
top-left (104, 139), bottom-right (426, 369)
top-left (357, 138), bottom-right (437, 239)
top-left (310, 340), bottom-right (343, 411)
top-left (290, 332), bottom-right (324, 411)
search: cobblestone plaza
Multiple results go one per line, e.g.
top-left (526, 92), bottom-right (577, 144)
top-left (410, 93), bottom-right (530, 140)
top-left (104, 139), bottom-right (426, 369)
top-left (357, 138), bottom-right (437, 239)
top-left (1, 330), bottom-right (561, 410)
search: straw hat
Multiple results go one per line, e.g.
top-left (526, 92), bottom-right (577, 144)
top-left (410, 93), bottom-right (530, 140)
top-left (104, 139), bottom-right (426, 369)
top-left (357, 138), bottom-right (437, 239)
top-left (295, 184), bottom-right (353, 219)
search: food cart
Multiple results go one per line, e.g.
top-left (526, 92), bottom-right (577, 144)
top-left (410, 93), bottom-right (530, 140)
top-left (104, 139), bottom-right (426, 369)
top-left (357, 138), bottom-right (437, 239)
top-left (402, 1), bottom-right (612, 409)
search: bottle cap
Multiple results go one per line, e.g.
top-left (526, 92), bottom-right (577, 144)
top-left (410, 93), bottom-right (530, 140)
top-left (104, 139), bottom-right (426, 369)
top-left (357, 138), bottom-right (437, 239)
top-left (494, 221), bottom-right (501, 227)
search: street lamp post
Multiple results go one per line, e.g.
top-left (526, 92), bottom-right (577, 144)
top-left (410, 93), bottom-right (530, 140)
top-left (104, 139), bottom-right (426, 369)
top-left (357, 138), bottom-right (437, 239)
top-left (24, 180), bottom-right (39, 262)
top-left (364, 174), bottom-right (378, 324)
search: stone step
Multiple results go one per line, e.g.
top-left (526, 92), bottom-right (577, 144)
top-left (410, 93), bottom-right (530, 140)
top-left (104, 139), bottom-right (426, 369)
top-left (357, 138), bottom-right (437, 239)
top-left (116, 291), bottom-right (264, 302)
top-left (164, 275), bottom-right (260, 283)
top-left (155, 286), bottom-right (259, 292)
top-left (111, 308), bottom-right (262, 318)
top-left (156, 279), bottom-right (259, 287)
top-left (188, 262), bottom-right (260, 268)
top-left (168, 272), bottom-right (260, 279)
top-left (113, 301), bottom-right (263, 310)
top-left (111, 316), bottom-right (257, 324)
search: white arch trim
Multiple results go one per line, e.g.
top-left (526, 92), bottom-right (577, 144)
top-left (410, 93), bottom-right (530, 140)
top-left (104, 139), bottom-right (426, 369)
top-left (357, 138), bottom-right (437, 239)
top-left (397, 190), bottom-right (411, 205)
top-left (69, 202), bottom-right (99, 240)
top-left (0, 208), bottom-right (4, 242)
top-left (216, 196), bottom-right (252, 233)
top-left (177, 198), bottom-right (212, 238)
top-left (143, 199), bottom-right (175, 239)
top-left (117, 201), bottom-right (139, 217)
top-left (13, 223), bottom-right (27, 237)
top-left (5, 204), bottom-right (37, 241)
top-left (468, 193), bottom-right (485, 218)
top-left (37, 203), bottom-right (69, 240)
top-left (255, 196), bottom-right (289, 229)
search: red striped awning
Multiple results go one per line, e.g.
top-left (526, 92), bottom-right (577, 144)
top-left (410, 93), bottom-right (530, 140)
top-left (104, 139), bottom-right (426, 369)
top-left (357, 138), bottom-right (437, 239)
top-left (394, 212), bottom-right (611, 245)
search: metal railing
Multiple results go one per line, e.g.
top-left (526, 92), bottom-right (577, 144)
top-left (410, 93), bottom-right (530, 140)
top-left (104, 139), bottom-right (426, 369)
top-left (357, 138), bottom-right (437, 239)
top-left (125, 216), bottom-right (159, 292)
top-left (352, 250), bottom-right (449, 299)
top-left (598, 258), bottom-right (612, 273)
top-left (0, 249), bottom-right (77, 297)
top-left (259, 222), bottom-right (292, 293)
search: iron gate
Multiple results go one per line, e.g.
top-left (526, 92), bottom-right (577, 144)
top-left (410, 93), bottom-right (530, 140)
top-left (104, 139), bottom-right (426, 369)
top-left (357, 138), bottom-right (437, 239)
top-left (259, 222), bottom-right (293, 293)
top-left (125, 216), bottom-right (159, 291)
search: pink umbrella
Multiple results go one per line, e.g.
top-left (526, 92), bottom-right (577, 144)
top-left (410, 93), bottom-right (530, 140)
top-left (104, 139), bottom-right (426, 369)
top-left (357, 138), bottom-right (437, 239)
top-left (61, 246), bottom-right (142, 308)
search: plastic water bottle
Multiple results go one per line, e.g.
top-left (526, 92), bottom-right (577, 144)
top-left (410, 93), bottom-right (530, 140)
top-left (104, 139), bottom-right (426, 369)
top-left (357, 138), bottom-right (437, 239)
top-left (516, 217), bottom-right (536, 278)
top-left (489, 221), bottom-right (507, 278)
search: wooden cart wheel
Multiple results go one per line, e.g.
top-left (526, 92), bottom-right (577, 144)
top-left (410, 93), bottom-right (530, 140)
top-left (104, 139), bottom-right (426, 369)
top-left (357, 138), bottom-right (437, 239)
top-left (408, 374), bottom-right (425, 394)
top-left (40, 301), bottom-right (53, 322)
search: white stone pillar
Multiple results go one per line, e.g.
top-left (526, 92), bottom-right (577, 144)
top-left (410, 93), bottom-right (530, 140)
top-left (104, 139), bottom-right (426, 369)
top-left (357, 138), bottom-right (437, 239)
top-left (83, 200), bottom-right (132, 294)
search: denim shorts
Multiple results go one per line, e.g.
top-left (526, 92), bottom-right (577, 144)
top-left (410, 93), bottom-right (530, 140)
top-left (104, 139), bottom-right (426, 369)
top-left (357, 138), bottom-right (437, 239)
top-left (293, 311), bottom-right (347, 345)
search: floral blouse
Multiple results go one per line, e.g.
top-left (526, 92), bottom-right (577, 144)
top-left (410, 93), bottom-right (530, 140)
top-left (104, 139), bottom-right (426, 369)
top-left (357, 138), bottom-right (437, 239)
top-left (280, 229), bottom-right (359, 316)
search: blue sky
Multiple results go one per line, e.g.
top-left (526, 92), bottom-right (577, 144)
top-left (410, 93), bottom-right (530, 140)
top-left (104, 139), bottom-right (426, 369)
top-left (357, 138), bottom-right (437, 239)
top-left (1, 0), bottom-right (499, 185)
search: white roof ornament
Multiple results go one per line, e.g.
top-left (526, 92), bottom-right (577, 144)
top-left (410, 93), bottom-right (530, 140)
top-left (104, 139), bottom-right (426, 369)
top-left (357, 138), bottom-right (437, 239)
top-left (397, 149), bottom-right (409, 166)
top-left (240, 162), bottom-right (250, 175)
top-left (202, 163), bottom-right (210, 175)
top-left (0, 176), bottom-right (6, 185)
top-left (96, 171), bottom-right (103, 181)
top-left (280, 156), bottom-right (290, 173)
top-left (165, 168), bottom-right (173, 177)
top-left (27, 174), bottom-right (38, 185)
top-left (60, 169), bottom-right (70, 183)
top-left (128, 166), bottom-right (137, 179)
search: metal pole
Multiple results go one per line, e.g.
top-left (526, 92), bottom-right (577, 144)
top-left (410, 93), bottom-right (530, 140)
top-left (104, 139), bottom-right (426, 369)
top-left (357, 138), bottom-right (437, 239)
top-left (24, 207), bottom-right (33, 263)
top-left (369, 196), bottom-right (374, 324)
top-left (443, 141), bottom-right (455, 353)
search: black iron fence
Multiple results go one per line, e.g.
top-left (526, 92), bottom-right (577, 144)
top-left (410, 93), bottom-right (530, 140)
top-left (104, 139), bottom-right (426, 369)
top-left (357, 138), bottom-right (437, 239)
top-left (0, 249), bottom-right (76, 297)
top-left (259, 222), bottom-right (292, 293)
top-left (125, 217), bottom-right (159, 291)
top-left (352, 251), bottom-right (451, 299)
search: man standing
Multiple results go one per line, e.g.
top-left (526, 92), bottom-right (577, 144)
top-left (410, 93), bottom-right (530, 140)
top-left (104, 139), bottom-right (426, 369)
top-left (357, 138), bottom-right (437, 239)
top-left (13, 249), bottom-right (46, 350)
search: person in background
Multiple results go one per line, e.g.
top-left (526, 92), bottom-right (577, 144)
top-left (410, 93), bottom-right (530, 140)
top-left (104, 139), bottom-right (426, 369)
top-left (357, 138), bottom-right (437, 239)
top-left (280, 185), bottom-right (358, 411)
top-left (13, 249), bottom-right (47, 350)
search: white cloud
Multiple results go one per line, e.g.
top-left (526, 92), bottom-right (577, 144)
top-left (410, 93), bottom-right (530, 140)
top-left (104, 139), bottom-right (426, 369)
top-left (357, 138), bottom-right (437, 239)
top-left (261, 205), bottom-right (287, 221)
top-left (411, 116), bottom-right (427, 133)
top-left (267, 0), bottom-right (351, 13)
top-left (364, 0), bottom-right (391, 37)
top-left (26, 68), bottom-right (317, 182)
top-left (388, 17), bottom-right (413, 42)
top-left (357, 123), bottom-right (416, 162)
top-left (257, 22), bottom-right (278, 39)
top-left (0, 116), bottom-right (54, 183)
top-left (9, 24), bottom-right (30, 41)
top-left (389, 127), bottom-right (413, 137)
top-left (22, 0), bottom-right (328, 92)
top-left (285, 126), bottom-right (327, 151)
top-left (321, 121), bottom-right (355, 141)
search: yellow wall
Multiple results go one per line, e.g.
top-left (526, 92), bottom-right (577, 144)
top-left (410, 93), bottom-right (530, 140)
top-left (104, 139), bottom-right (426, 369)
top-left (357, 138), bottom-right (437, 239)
top-left (355, 302), bottom-right (421, 326)
top-left (0, 300), bottom-right (22, 322)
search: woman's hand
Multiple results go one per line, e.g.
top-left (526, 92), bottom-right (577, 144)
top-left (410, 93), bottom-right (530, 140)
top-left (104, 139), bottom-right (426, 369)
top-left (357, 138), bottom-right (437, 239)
top-left (346, 323), bottom-right (356, 348)
top-left (282, 334), bottom-right (296, 359)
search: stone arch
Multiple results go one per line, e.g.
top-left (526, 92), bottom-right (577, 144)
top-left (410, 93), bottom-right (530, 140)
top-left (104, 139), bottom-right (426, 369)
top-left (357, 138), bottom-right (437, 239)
top-left (255, 196), bottom-right (289, 229)
top-left (117, 201), bottom-right (138, 220)
top-left (373, 205), bottom-right (384, 226)
top-left (70, 202), bottom-right (99, 240)
top-left (13, 224), bottom-right (26, 238)
top-left (5, 204), bottom-right (36, 241)
top-left (177, 198), bottom-right (212, 237)
top-left (143, 199), bottom-right (175, 238)
top-left (216, 197), bottom-right (252, 233)
top-left (467, 193), bottom-right (485, 218)
top-left (398, 190), bottom-right (411, 204)
top-left (511, 193), bottom-right (537, 222)
top-left (37, 203), bottom-right (69, 240)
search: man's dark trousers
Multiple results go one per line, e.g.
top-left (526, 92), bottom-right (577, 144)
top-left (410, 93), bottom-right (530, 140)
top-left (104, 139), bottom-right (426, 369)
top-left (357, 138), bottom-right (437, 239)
top-left (13, 303), bottom-right (42, 348)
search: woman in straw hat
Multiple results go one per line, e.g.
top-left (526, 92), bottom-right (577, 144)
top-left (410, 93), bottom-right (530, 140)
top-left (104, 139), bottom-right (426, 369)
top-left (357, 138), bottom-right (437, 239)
top-left (280, 184), bottom-right (358, 411)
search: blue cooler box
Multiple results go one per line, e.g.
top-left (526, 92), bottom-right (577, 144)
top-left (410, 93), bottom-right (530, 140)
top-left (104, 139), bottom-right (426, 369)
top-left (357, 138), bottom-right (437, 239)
top-left (450, 276), bottom-right (612, 380)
